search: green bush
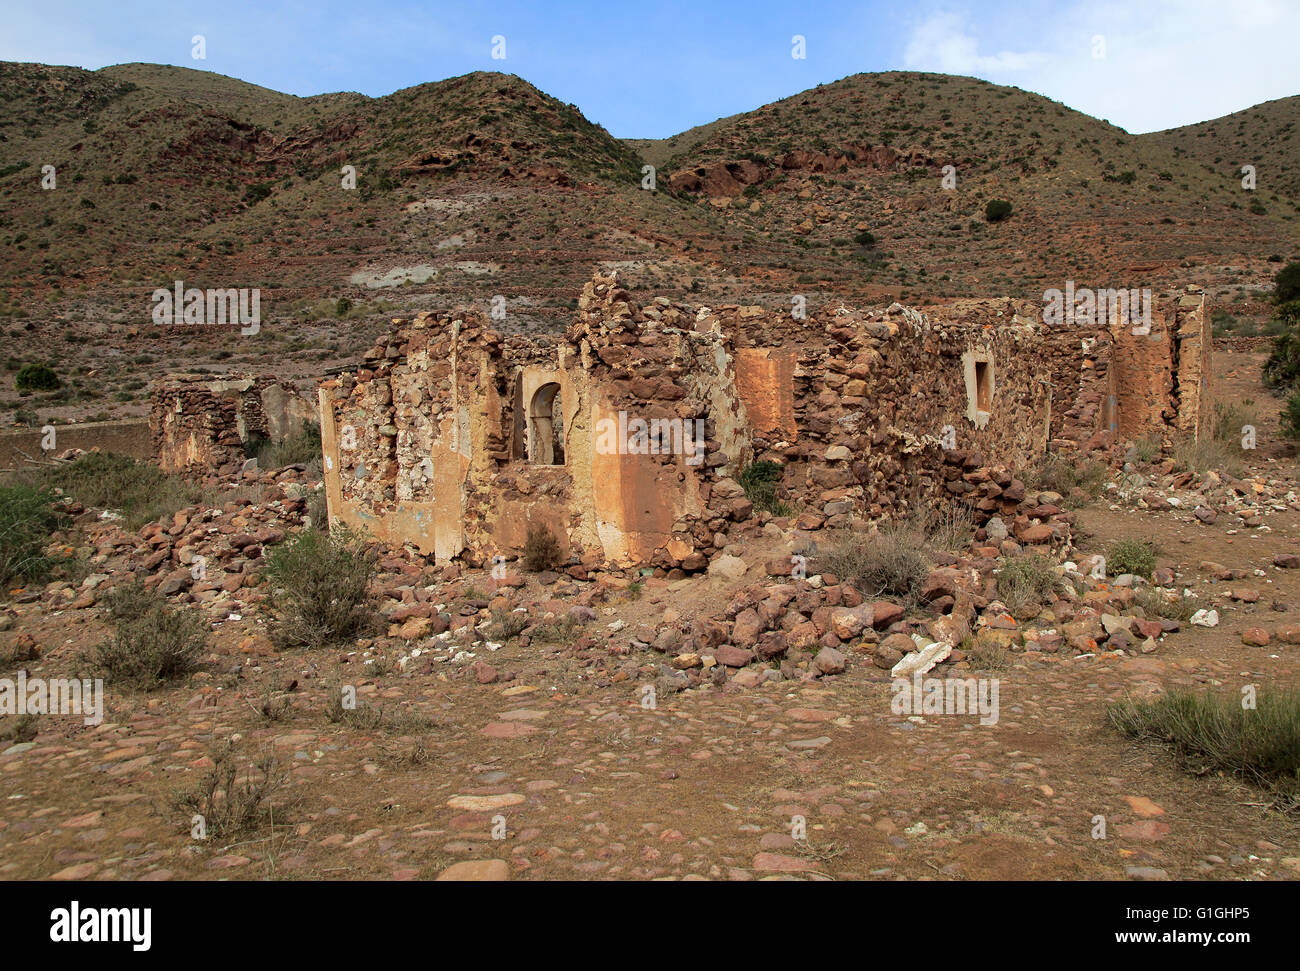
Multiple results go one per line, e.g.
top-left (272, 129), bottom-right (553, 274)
top-left (1283, 392), bottom-right (1300, 441)
top-left (985, 199), bottom-right (1013, 223)
top-left (30, 452), bottom-right (199, 529)
top-left (14, 363), bottom-right (59, 393)
top-left (1262, 314), bottom-right (1300, 391)
top-left (996, 555), bottom-right (1057, 613)
top-left (523, 523), bottom-right (563, 572)
top-left (1107, 537), bottom-right (1156, 577)
top-left (1110, 687), bottom-right (1300, 811)
top-left (739, 460), bottom-right (791, 515)
top-left (1024, 454), bottom-right (1107, 505)
top-left (263, 528), bottom-right (377, 648)
top-left (256, 421), bottom-right (322, 470)
top-left (95, 581), bottom-right (208, 689)
top-left (1274, 261), bottom-right (1300, 304)
top-left (0, 485), bottom-right (67, 587)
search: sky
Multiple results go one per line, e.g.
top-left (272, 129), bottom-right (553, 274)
top-left (2, 0), bottom-right (1298, 138)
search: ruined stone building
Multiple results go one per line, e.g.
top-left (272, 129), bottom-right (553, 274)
top-left (150, 373), bottom-right (317, 476)
top-left (316, 274), bottom-right (1211, 571)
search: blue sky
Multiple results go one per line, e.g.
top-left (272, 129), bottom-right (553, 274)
top-left (3, 0), bottom-right (1298, 137)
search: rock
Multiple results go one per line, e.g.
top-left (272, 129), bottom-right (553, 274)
top-left (1019, 524), bottom-right (1054, 544)
top-left (870, 601), bottom-right (904, 629)
top-left (1274, 554), bottom-right (1300, 569)
top-left (398, 617), bottom-right (432, 640)
top-left (1242, 628), bottom-right (1270, 646)
top-left (1193, 505), bottom-right (1217, 524)
top-left (731, 608), bottom-right (763, 647)
top-left (1189, 609), bottom-right (1219, 628)
top-left (920, 568), bottom-right (960, 603)
top-left (471, 660), bottom-right (499, 683)
top-left (1124, 866), bottom-right (1170, 881)
top-left (890, 640), bottom-right (952, 677)
top-left (984, 517), bottom-right (1008, 542)
top-left (829, 604), bottom-right (873, 639)
top-left (824, 445), bottom-right (852, 461)
top-left (446, 793), bottom-right (525, 811)
top-left (708, 555), bottom-right (748, 581)
top-left (813, 646), bottom-right (846, 675)
top-left (436, 860), bottom-right (510, 881)
top-left (713, 644), bottom-right (755, 667)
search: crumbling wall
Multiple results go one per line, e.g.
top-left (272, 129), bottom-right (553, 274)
top-left (319, 273), bottom-right (1210, 570)
top-left (1173, 289), bottom-right (1213, 440)
top-left (151, 373), bottom-right (315, 475)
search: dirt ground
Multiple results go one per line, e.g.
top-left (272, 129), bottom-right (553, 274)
top-left (2, 348), bottom-right (1299, 882)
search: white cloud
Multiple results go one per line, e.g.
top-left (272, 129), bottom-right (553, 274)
top-left (901, 1), bottom-right (1300, 132)
top-left (903, 12), bottom-right (1049, 75)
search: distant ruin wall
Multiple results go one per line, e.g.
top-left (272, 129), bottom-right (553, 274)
top-left (150, 373), bottom-right (315, 476)
top-left (0, 419), bottom-right (151, 469)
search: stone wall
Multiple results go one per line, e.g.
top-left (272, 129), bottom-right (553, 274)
top-left (150, 373), bottom-right (315, 476)
top-left (0, 418), bottom-right (152, 469)
top-left (321, 274), bottom-right (1210, 571)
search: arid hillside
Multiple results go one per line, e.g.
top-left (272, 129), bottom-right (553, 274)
top-left (0, 63), bottom-right (1296, 429)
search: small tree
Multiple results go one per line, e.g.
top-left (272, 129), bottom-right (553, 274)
top-left (1282, 391), bottom-right (1300, 441)
top-left (985, 199), bottom-right (1013, 223)
top-left (14, 363), bottom-right (59, 393)
top-left (1274, 261), bottom-right (1300, 304)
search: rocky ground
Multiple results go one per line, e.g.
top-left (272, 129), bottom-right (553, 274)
top-left (2, 348), bottom-right (1299, 882)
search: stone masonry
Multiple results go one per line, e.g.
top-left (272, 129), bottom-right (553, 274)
top-left (317, 272), bottom-right (1212, 572)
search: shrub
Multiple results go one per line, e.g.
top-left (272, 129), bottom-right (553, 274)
top-left (95, 581), bottom-right (208, 689)
top-left (925, 502), bottom-right (974, 552)
top-left (739, 460), bottom-right (791, 515)
top-left (1107, 537), bottom-right (1156, 577)
top-left (996, 554), bottom-right (1057, 613)
top-left (854, 230), bottom-right (876, 248)
top-left (263, 528), bottom-right (377, 648)
top-left (14, 363), bottom-right (59, 393)
top-left (335, 297), bottom-right (353, 317)
top-left (1274, 261), bottom-right (1300, 304)
top-left (307, 487), bottom-right (329, 531)
top-left (819, 524), bottom-right (929, 603)
top-left (30, 452), bottom-right (199, 529)
top-left (523, 523), bottom-right (563, 572)
top-left (1211, 401), bottom-right (1257, 443)
top-left (173, 741), bottom-right (289, 838)
top-left (256, 420), bottom-right (322, 470)
top-left (1024, 454), bottom-right (1107, 505)
top-left (1110, 687), bottom-right (1300, 811)
top-left (487, 608), bottom-right (528, 641)
top-left (1283, 392), bottom-right (1300, 441)
top-left (0, 485), bottom-right (67, 587)
top-left (1262, 327), bottom-right (1300, 390)
top-left (1134, 586), bottom-right (1197, 622)
top-left (985, 199), bottom-right (1013, 223)
top-left (1171, 436), bottom-right (1241, 476)
top-left (1131, 436), bottom-right (1162, 463)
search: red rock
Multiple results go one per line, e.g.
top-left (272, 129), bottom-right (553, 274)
top-left (712, 644), bottom-right (754, 667)
top-left (870, 601), bottom-right (904, 629)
